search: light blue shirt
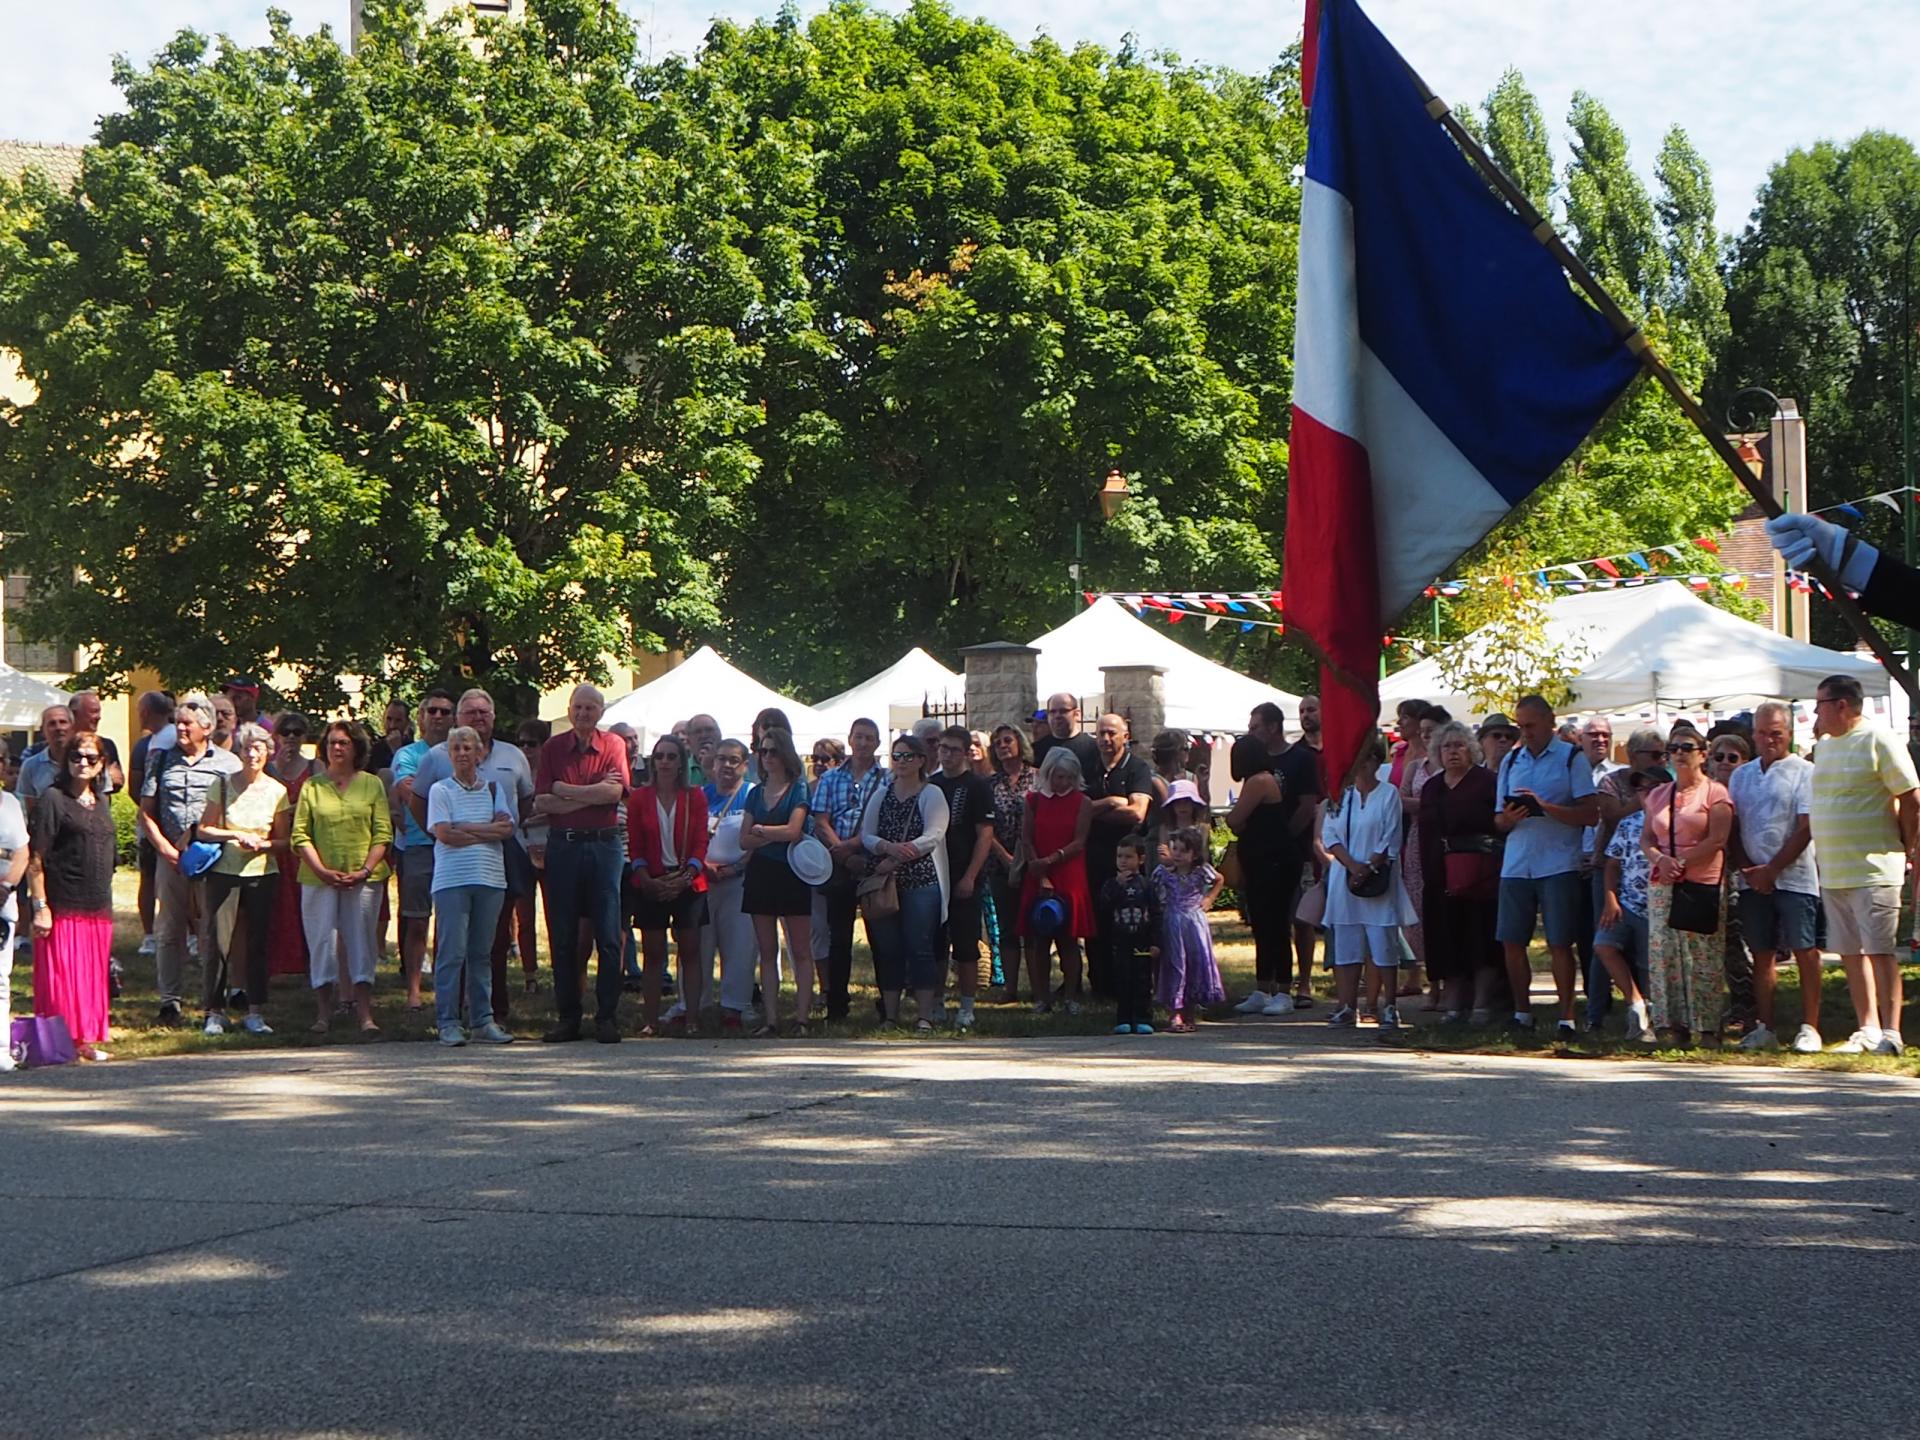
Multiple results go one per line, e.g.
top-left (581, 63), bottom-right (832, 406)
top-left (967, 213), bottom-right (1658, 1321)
top-left (1495, 737), bottom-right (1596, 879)
top-left (391, 739), bottom-right (433, 850)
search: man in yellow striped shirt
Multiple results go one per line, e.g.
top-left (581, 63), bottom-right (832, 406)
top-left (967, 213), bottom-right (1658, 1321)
top-left (1808, 675), bottom-right (1918, 1055)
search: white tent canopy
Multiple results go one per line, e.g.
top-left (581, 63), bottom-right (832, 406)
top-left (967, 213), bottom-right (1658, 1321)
top-left (1028, 598), bottom-right (1299, 735)
top-left (811, 647), bottom-right (964, 739)
top-left (600, 647), bottom-right (830, 748)
top-left (1379, 584), bottom-right (1890, 718)
top-left (0, 663), bottom-right (68, 730)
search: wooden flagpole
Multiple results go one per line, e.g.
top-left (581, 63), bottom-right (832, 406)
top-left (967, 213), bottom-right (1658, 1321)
top-left (1394, 60), bottom-right (1920, 701)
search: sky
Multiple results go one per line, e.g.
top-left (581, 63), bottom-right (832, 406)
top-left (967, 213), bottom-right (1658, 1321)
top-left (3, 0), bottom-right (1917, 237)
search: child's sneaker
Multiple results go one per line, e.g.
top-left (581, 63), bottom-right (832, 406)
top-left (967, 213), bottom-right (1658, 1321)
top-left (1132, 1023), bottom-right (1155, 1035)
top-left (1112, 1022), bottom-right (1132, 1035)
top-left (1327, 1005), bottom-right (1357, 1027)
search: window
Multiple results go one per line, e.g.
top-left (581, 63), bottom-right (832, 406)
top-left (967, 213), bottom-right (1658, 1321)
top-left (2, 574), bottom-right (72, 674)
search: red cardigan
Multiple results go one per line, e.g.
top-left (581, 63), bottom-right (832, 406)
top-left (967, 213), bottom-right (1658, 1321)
top-left (626, 785), bottom-right (710, 891)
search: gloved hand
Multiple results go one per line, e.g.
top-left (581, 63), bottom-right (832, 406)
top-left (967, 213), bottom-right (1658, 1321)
top-left (1764, 512), bottom-right (1878, 592)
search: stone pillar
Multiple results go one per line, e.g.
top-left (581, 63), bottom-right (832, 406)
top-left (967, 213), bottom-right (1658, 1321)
top-left (961, 642), bottom-right (1041, 733)
top-left (1100, 664), bottom-right (1167, 756)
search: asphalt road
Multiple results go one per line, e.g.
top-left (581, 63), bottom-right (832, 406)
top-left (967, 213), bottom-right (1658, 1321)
top-left (4, 1032), bottom-right (1916, 1438)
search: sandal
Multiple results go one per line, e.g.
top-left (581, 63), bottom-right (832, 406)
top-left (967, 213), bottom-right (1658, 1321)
top-left (788, 1023), bottom-right (810, 1039)
top-left (914, 1018), bottom-right (934, 1034)
top-left (1169, 1015), bottom-right (1193, 1033)
top-left (636, 1024), bottom-right (658, 1039)
top-left (751, 1024), bottom-right (778, 1038)
top-left (359, 1021), bottom-right (381, 1037)
top-left (1291, 992), bottom-right (1315, 1009)
top-left (308, 1021), bottom-right (330, 1036)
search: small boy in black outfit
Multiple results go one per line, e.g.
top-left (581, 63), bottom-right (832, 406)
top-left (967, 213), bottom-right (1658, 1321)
top-left (1100, 835), bottom-right (1160, 1035)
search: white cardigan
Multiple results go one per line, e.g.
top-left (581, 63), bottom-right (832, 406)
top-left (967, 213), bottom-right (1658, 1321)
top-left (860, 781), bottom-right (952, 922)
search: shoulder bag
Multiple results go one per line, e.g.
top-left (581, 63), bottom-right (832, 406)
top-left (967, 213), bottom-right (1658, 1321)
top-left (1664, 784), bottom-right (1721, 935)
top-left (1340, 790), bottom-right (1392, 898)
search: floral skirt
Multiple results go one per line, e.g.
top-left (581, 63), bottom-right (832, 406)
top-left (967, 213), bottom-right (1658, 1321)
top-left (1646, 882), bottom-right (1726, 1034)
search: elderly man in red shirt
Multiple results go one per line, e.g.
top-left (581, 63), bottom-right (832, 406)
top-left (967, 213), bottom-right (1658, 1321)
top-left (535, 684), bottom-right (632, 1043)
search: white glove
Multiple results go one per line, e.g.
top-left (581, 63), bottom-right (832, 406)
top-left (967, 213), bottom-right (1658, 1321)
top-left (1764, 512), bottom-right (1877, 592)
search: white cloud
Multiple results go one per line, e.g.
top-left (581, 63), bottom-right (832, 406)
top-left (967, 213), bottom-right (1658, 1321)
top-left (4, 0), bottom-right (1916, 235)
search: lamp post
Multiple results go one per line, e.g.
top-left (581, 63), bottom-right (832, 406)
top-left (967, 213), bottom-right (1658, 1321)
top-left (1071, 469), bottom-right (1132, 612)
top-left (1902, 226), bottom-right (1918, 669)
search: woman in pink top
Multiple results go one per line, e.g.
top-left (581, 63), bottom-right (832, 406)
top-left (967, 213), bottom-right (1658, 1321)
top-left (1639, 722), bottom-right (1734, 1044)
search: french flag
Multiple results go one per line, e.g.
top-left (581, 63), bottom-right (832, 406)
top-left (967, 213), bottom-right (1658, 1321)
top-left (1284, 0), bottom-right (1640, 787)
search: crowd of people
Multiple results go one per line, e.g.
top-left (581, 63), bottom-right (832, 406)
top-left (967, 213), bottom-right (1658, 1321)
top-left (1, 667), bottom-right (1913, 1065)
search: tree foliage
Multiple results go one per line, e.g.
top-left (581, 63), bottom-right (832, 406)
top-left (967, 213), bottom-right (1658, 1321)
top-left (1716, 132), bottom-right (1920, 649)
top-left (1432, 541), bottom-right (1593, 713)
top-left (0, 0), bottom-right (762, 708)
top-left (671, 4), bottom-right (1306, 694)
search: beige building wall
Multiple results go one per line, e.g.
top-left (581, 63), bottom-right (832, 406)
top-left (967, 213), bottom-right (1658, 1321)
top-left (351, 0), bottom-right (525, 51)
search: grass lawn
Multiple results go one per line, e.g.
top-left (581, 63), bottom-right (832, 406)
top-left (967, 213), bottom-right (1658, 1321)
top-left (8, 872), bottom-right (1918, 1076)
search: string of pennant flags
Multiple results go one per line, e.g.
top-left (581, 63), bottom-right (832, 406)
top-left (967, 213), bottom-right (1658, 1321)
top-left (1092, 545), bottom-right (1860, 638)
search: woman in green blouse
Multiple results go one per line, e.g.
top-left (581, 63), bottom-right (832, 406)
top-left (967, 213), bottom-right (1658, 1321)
top-left (292, 720), bottom-right (393, 1036)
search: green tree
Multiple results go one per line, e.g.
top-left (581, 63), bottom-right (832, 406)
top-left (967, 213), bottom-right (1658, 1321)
top-left (0, 0), bottom-right (761, 708)
top-left (665, 3), bottom-right (1306, 696)
top-left (1431, 541), bottom-right (1593, 713)
top-left (1482, 68), bottom-right (1555, 219)
top-left (1655, 125), bottom-right (1729, 355)
top-left (1564, 91), bottom-right (1660, 314)
top-left (1716, 132), bottom-right (1920, 649)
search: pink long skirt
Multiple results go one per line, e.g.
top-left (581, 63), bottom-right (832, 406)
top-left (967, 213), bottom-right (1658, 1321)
top-left (34, 910), bottom-right (114, 1045)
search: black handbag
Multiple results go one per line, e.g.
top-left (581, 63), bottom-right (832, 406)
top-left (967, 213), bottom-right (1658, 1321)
top-left (1347, 861), bottom-right (1391, 899)
top-left (1664, 786), bottom-right (1721, 935)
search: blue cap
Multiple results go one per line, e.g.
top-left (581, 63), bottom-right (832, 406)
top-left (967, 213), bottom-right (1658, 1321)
top-left (1029, 895), bottom-right (1068, 939)
top-left (178, 840), bottom-right (224, 878)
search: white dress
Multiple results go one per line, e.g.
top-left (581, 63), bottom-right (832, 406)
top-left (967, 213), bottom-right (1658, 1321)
top-left (1322, 783), bottom-right (1417, 964)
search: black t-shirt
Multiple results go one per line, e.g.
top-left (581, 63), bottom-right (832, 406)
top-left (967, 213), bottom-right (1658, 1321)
top-left (30, 785), bottom-right (117, 913)
top-left (1100, 871), bottom-right (1160, 945)
top-left (1273, 743), bottom-right (1323, 844)
top-left (931, 770), bottom-right (997, 874)
top-left (1086, 751), bottom-right (1154, 877)
top-left (1033, 732), bottom-right (1102, 788)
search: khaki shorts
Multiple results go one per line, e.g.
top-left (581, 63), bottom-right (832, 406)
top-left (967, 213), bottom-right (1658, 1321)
top-left (1821, 885), bottom-right (1900, 957)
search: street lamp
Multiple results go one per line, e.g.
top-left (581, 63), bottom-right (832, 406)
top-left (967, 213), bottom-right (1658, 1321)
top-left (1902, 226), bottom-right (1919, 668)
top-left (1070, 468), bottom-right (1134, 608)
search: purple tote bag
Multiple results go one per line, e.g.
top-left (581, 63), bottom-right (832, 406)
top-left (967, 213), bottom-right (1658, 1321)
top-left (10, 1015), bottom-right (76, 1067)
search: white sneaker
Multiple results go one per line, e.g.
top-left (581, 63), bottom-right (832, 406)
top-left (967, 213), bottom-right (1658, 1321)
top-left (438, 1025), bottom-right (467, 1047)
top-left (1261, 992), bottom-right (1296, 1016)
top-left (1832, 1028), bottom-right (1884, 1055)
top-left (0, 1051), bottom-right (15, 1072)
top-left (137, 934), bottom-right (156, 957)
top-left (1234, 990), bottom-right (1271, 1014)
top-left (187, 934), bottom-right (199, 958)
top-left (1791, 1025), bottom-right (1823, 1054)
top-left (202, 1013), bottom-right (226, 1036)
top-left (956, 1001), bottom-right (976, 1031)
top-left (471, 1022), bottom-right (516, 1045)
top-left (1739, 1022), bottom-right (1777, 1050)
top-left (1625, 1003), bottom-right (1652, 1042)
top-left (662, 1000), bottom-right (687, 1023)
top-left (1876, 1031), bottom-right (1905, 1056)
top-left (242, 1015), bottom-right (273, 1036)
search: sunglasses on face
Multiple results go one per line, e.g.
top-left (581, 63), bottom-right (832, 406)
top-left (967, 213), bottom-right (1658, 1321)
top-left (1669, 742), bottom-right (1701, 754)
top-left (424, 706), bottom-right (452, 718)
top-left (890, 751), bottom-right (917, 763)
top-left (811, 754), bottom-right (833, 765)
top-left (69, 752), bottom-right (101, 765)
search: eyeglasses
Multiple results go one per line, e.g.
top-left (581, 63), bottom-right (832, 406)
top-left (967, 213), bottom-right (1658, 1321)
top-left (1710, 751), bottom-right (1742, 763)
top-left (756, 745), bottom-right (778, 756)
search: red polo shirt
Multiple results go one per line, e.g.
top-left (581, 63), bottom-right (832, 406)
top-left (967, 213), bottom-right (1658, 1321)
top-left (534, 727), bottom-right (631, 831)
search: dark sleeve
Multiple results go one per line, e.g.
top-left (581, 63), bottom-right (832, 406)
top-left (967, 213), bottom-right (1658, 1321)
top-left (1860, 551), bottom-right (1920, 634)
top-left (29, 791), bottom-right (60, 859)
top-left (1146, 882), bottom-right (1162, 929)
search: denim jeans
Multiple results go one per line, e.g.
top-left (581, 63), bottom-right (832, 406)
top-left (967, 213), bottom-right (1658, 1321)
top-left (866, 882), bottom-right (943, 993)
top-left (543, 834), bottom-right (625, 1024)
top-left (433, 884), bottom-right (506, 1033)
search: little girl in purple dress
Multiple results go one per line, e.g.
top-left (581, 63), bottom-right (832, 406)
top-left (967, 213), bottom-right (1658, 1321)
top-left (1154, 827), bottom-right (1226, 1031)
